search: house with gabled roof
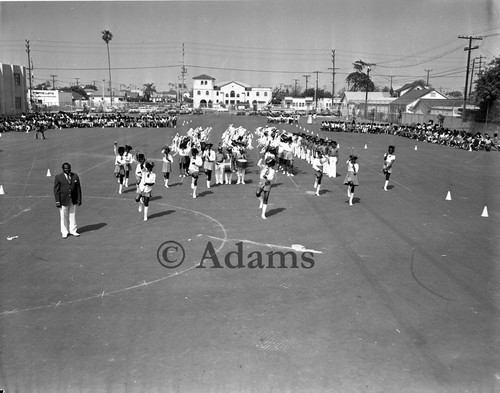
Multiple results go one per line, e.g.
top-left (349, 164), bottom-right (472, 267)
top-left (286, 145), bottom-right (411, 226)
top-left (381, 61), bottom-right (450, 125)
top-left (389, 89), bottom-right (448, 115)
top-left (340, 91), bottom-right (394, 120)
top-left (394, 81), bottom-right (429, 97)
top-left (413, 98), bottom-right (479, 118)
top-left (192, 74), bottom-right (272, 110)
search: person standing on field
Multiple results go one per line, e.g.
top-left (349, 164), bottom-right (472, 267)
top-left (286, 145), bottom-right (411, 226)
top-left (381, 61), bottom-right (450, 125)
top-left (383, 145), bottom-right (396, 191)
top-left (54, 162), bottom-right (82, 238)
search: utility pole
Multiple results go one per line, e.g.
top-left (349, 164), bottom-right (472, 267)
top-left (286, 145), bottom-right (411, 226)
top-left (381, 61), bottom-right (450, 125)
top-left (179, 43), bottom-right (188, 107)
top-left (327, 50), bottom-right (338, 111)
top-left (25, 40), bottom-right (33, 111)
top-left (303, 74), bottom-right (310, 94)
top-left (389, 75), bottom-right (395, 96)
top-left (458, 35), bottom-right (482, 120)
top-left (468, 58), bottom-right (477, 101)
top-left (312, 71), bottom-right (320, 111)
top-left (363, 63), bottom-right (376, 119)
top-left (292, 79), bottom-right (299, 97)
top-left (50, 74), bottom-right (57, 90)
top-left (424, 69), bottom-right (432, 86)
top-left (477, 55), bottom-right (486, 76)
top-left (75, 78), bottom-right (80, 86)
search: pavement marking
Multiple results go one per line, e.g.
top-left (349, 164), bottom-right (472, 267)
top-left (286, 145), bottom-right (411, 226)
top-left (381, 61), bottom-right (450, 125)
top-left (0, 196), bottom-right (228, 318)
top-left (79, 157), bottom-right (115, 175)
top-left (207, 235), bottom-right (323, 254)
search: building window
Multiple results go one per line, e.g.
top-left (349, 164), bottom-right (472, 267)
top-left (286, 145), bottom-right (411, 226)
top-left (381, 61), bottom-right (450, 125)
top-left (15, 97), bottom-right (22, 109)
top-left (206, 91), bottom-right (209, 95)
top-left (14, 73), bottom-right (21, 86)
top-left (225, 93), bottom-right (229, 97)
top-left (264, 92), bottom-right (267, 96)
top-left (256, 92), bottom-right (260, 97)
top-left (230, 91), bottom-right (235, 98)
top-left (237, 94), bottom-right (240, 98)
top-left (197, 91), bottom-right (201, 95)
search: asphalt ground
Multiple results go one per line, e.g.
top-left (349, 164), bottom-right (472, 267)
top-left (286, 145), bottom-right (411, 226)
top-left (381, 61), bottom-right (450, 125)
top-left (0, 114), bottom-right (499, 393)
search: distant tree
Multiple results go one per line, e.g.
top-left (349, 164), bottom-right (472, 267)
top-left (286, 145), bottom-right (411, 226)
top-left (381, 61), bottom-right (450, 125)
top-left (84, 84), bottom-right (98, 91)
top-left (474, 56), bottom-right (500, 120)
top-left (270, 87), bottom-right (287, 105)
top-left (301, 88), bottom-right (331, 99)
top-left (166, 82), bottom-right (177, 95)
top-left (34, 81), bottom-right (51, 90)
top-left (60, 85), bottom-right (89, 100)
top-left (345, 60), bottom-right (375, 92)
top-left (302, 88), bottom-right (315, 97)
top-left (143, 83), bottom-right (157, 102)
top-left (447, 91), bottom-right (463, 99)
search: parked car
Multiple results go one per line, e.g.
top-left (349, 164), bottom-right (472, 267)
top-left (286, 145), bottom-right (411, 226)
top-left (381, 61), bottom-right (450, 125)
top-left (193, 108), bottom-right (203, 115)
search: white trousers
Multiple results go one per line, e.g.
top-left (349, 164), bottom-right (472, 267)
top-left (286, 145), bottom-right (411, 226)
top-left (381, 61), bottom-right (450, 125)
top-left (329, 157), bottom-right (337, 177)
top-left (215, 164), bottom-right (224, 184)
top-left (59, 203), bottom-right (77, 235)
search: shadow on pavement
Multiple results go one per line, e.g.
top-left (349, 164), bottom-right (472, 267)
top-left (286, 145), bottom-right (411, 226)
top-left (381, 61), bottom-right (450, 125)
top-left (78, 222), bottom-right (107, 234)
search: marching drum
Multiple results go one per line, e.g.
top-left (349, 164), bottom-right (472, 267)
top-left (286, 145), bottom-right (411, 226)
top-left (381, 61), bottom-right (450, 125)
top-left (236, 159), bottom-right (248, 169)
top-left (223, 161), bottom-right (234, 172)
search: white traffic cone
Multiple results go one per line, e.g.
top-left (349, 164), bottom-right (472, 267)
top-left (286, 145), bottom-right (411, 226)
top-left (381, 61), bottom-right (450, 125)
top-left (414, 145), bottom-right (418, 151)
top-left (0, 185), bottom-right (5, 195)
top-left (445, 190), bottom-right (452, 201)
top-left (481, 206), bottom-right (489, 217)
top-left (364, 144), bottom-right (367, 149)
top-left (46, 169), bottom-right (51, 177)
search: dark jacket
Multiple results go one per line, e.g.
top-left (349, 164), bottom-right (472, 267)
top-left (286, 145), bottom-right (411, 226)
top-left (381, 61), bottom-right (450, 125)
top-left (54, 172), bottom-right (82, 206)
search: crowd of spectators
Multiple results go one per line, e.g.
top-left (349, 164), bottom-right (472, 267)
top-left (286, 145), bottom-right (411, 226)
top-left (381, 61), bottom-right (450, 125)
top-left (1, 111), bottom-right (498, 152)
top-left (320, 120), bottom-right (500, 151)
top-left (0, 111), bottom-right (179, 133)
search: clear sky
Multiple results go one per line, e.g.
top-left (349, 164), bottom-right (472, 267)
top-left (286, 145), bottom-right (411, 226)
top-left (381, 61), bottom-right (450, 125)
top-left (1, 0), bottom-right (499, 95)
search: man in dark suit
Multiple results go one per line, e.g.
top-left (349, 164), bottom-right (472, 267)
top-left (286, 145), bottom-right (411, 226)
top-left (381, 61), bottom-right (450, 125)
top-left (54, 162), bottom-right (82, 238)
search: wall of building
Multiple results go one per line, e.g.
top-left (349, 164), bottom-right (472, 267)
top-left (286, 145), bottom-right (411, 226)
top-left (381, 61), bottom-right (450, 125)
top-left (0, 63), bottom-right (28, 116)
top-left (32, 90), bottom-right (61, 106)
top-left (193, 76), bottom-right (271, 110)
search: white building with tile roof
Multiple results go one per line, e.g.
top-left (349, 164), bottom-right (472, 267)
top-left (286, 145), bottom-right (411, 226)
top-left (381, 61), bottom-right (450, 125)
top-left (193, 74), bottom-right (272, 110)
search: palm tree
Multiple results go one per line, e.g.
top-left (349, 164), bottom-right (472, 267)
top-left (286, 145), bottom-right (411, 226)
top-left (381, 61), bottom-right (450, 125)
top-left (101, 30), bottom-right (113, 106)
top-left (143, 83), bottom-right (157, 102)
